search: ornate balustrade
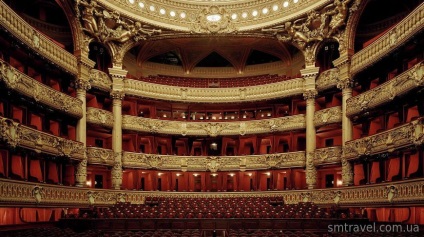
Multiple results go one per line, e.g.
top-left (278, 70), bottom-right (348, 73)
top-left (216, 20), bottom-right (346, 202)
top-left (122, 114), bottom-right (305, 136)
top-left (0, 117), bottom-right (85, 160)
top-left (347, 62), bottom-right (424, 117)
top-left (0, 177), bottom-right (423, 207)
top-left (316, 68), bottom-right (339, 91)
top-left (350, 3), bottom-right (424, 76)
top-left (89, 69), bottom-right (112, 91)
top-left (343, 119), bottom-right (424, 161)
top-left (87, 147), bottom-right (114, 166)
top-left (0, 1), bottom-right (78, 75)
top-left (314, 106), bottom-right (342, 127)
top-left (0, 60), bottom-right (83, 118)
top-left (87, 107), bottom-right (114, 128)
top-left (124, 78), bottom-right (304, 103)
top-left (122, 151), bottom-right (306, 171)
top-left (314, 146), bottom-right (342, 166)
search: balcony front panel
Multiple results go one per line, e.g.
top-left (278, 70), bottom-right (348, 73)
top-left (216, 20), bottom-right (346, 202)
top-left (124, 78), bottom-right (304, 103)
top-left (87, 107), bottom-right (114, 128)
top-left (351, 3), bottom-right (424, 76)
top-left (314, 106), bottom-right (342, 127)
top-left (0, 117), bottom-right (85, 160)
top-left (90, 69), bottom-right (112, 92)
top-left (314, 146), bottom-right (342, 166)
top-left (0, 1), bottom-right (78, 75)
top-left (87, 147), bottom-right (114, 166)
top-left (0, 60), bottom-right (83, 118)
top-left (122, 115), bottom-right (306, 136)
top-left (343, 119), bottom-right (424, 161)
top-left (316, 68), bottom-right (339, 91)
top-left (0, 178), bottom-right (423, 207)
top-left (122, 151), bottom-right (306, 171)
top-left (347, 62), bottom-right (424, 117)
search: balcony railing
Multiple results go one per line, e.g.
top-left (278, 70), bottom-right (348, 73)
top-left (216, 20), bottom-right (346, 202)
top-left (344, 119), bottom-right (424, 160)
top-left (0, 59), bottom-right (83, 118)
top-left (0, 177), bottom-right (423, 207)
top-left (314, 146), bottom-right (342, 166)
top-left (0, 1), bottom-right (78, 75)
top-left (90, 69), bottom-right (112, 91)
top-left (124, 77), bottom-right (304, 103)
top-left (347, 62), bottom-right (424, 117)
top-left (87, 107), bottom-right (114, 128)
top-left (316, 68), bottom-right (339, 91)
top-left (314, 106), bottom-right (342, 127)
top-left (0, 117), bottom-right (85, 160)
top-left (122, 114), bottom-right (306, 136)
top-left (351, 3), bottom-right (424, 76)
top-left (122, 151), bottom-right (306, 171)
top-left (87, 147), bottom-right (114, 166)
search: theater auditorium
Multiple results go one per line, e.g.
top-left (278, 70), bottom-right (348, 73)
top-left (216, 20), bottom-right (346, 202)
top-left (0, 0), bottom-right (423, 236)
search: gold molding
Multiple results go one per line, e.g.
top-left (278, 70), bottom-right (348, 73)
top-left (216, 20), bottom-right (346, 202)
top-left (0, 1), bottom-right (78, 75)
top-left (122, 151), bottom-right (306, 171)
top-left (343, 119), bottom-right (424, 160)
top-left (314, 106), bottom-right (342, 127)
top-left (1, 178), bottom-right (423, 206)
top-left (89, 69), bottom-right (113, 91)
top-left (0, 117), bottom-right (85, 160)
top-left (350, 3), bottom-right (424, 76)
top-left (87, 147), bottom-right (114, 166)
top-left (124, 77), bottom-right (304, 103)
top-left (0, 60), bottom-right (83, 118)
top-left (316, 68), bottom-right (339, 91)
top-left (314, 146), bottom-right (342, 166)
top-left (347, 62), bottom-right (424, 117)
top-left (122, 114), bottom-right (306, 136)
top-left (87, 107), bottom-right (114, 128)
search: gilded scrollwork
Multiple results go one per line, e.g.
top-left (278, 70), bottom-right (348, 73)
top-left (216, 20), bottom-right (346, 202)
top-left (89, 69), bottom-right (112, 91)
top-left (206, 156), bottom-right (220, 172)
top-left (314, 146), bottom-right (342, 166)
top-left (111, 152), bottom-right (123, 189)
top-left (87, 107), bottom-right (114, 128)
top-left (314, 106), bottom-right (342, 127)
top-left (316, 68), bottom-right (340, 91)
top-left (305, 152), bottom-right (317, 189)
top-left (76, 0), bottom-right (161, 44)
top-left (87, 147), bottom-right (114, 166)
top-left (0, 118), bottom-right (21, 147)
top-left (191, 6), bottom-right (236, 34)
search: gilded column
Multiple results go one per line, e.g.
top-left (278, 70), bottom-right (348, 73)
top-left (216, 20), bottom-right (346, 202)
top-left (334, 53), bottom-right (354, 186)
top-left (301, 66), bottom-right (320, 189)
top-left (75, 56), bottom-right (95, 187)
top-left (109, 67), bottom-right (127, 189)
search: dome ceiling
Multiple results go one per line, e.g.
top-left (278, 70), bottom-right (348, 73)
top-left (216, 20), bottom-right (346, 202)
top-left (135, 37), bottom-right (296, 72)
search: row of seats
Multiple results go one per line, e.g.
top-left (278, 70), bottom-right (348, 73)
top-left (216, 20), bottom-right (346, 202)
top-left (138, 74), bottom-right (294, 88)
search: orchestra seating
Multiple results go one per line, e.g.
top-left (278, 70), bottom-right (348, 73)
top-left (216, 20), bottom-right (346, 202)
top-left (137, 74), bottom-right (294, 88)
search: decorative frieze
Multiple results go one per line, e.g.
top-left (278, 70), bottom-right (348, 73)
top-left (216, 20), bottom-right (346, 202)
top-left (124, 78), bottom-right (304, 103)
top-left (1, 177), bottom-right (423, 206)
top-left (0, 117), bottom-right (85, 160)
top-left (343, 119), bottom-right (424, 160)
top-left (122, 152), bottom-right (306, 171)
top-left (347, 62), bottom-right (424, 117)
top-left (314, 106), bottom-right (342, 127)
top-left (351, 4), bottom-right (424, 76)
top-left (122, 115), bottom-right (305, 136)
top-left (0, 60), bottom-right (83, 118)
top-left (87, 107), bottom-right (114, 128)
top-left (314, 146), bottom-right (342, 166)
top-left (89, 69), bottom-right (112, 91)
top-left (316, 68), bottom-right (340, 91)
top-left (0, 1), bottom-right (78, 75)
top-left (87, 147), bottom-right (114, 166)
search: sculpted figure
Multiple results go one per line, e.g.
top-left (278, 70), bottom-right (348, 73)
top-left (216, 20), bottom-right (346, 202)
top-left (78, 0), bottom-right (102, 34)
top-left (325, 0), bottom-right (352, 36)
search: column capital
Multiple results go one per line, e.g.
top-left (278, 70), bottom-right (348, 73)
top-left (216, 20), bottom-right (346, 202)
top-left (75, 79), bottom-right (91, 91)
top-left (303, 89), bottom-right (318, 100)
top-left (110, 91), bottom-right (125, 100)
top-left (337, 79), bottom-right (354, 90)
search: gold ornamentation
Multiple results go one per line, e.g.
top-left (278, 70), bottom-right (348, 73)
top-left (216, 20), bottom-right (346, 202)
top-left (314, 106), bottom-right (342, 127)
top-left (87, 107), bottom-right (114, 128)
top-left (75, 159), bottom-right (88, 186)
top-left (314, 146), bottom-right (342, 166)
top-left (303, 89), bottom-right (317, 100)
top-left (89, 69), bottom-right (112, 91)
top-left (87, 147), bottom-right (114, 166)
top-left (32, 186), bottom-right (44, 204)
top-left (75, 79), bottom-right (91, 91)
top-left (206, 156), bottom-right (220, 172)
top-left (111, 152), bottom-right (123, 189)
top-left (305, 152), bottom-right (317, 189)
top-left (191, 6), bottom-right (236, 34)
top-left (316, 68), bottom-right (340, 91)
top-left (0, 118), bottom-right (21, 147)
top-left (110, 91), bottom-right (125, 100)
top-left (386, 185), bottom-right (398, 203)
